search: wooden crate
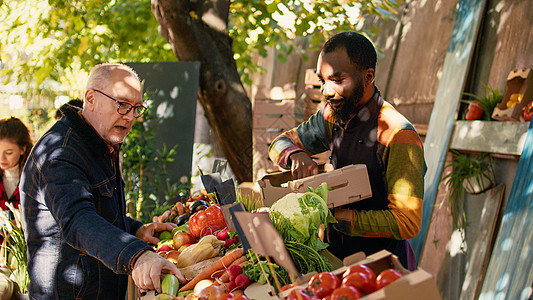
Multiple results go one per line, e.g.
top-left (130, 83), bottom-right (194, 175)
top-left (253, 100), bottom-right (295, 129)
top-left (303, 87), bottom-right (324, 121)
top-left (303, 69), bottom-right (325, 121)
top-left (252, 84), bottom-right (296, 181)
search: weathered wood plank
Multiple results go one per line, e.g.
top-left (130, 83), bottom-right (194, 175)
top-left (419, 153), bottom-right (454, 277)
top-left (410, 0), bottom-right (488, 259)
top-left (450, 121), bottom-right (528, 155)
top-left (479, 120), bottom-right (533, 299)
top-left (460, 184), bottom-right (505, 300)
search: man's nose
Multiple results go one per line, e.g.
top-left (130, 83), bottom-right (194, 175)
top-left (322, 81), bottom-right (335, 98)
top-left (122, 109), bottom-right (135, 121)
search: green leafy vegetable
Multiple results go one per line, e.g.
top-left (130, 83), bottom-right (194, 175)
top-left (269, 183), bottom-right (337, 252)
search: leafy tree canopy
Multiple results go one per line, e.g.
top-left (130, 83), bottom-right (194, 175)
top-left (0, 0), bottom-right (398, 97)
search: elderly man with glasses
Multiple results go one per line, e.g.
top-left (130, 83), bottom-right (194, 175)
top-left (20, 63), bottom-right (185, 299)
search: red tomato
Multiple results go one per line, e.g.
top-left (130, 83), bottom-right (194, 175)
top-left (286, 288), bottom-right (319, 300)
top-left (308, 272), bottom-right (341, 298)
top-left (524, 101), bottom-right (533, 122)
top-left (375, 269), bottom-right (403, 290)
top-left (342, 273), bottom-right (376, 295)
top-left (188, 205), bottom-right (227, 238)
top-left (343, 265), bottom-right (376, 282)
top-left (465, 100), bottom-right (484, 120)
top-left (330, 286), bottom-right (362, 300)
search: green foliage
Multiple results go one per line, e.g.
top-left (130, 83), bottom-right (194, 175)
top-left (122, 92), bottom-right (190, 223)
top-left (462, 84), bottom-right (504, 120)
top-left (0, 204), bottom-right (29, 294)
top-left (235, 191), bottom-right (263, 212)
top-left (0, 0), bottom-right (174, 102)
top-left (1, 0), bottom-right (399, 98)
top-left (230, 0), bottom-right (399, 85)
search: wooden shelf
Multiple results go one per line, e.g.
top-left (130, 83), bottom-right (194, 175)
top-left (449, 121), bottom-right (529, 155)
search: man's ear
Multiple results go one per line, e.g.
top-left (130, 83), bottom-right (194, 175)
top-left (83, 89), bottom-right (96, 112)
top-left (364, 69), bottom-right (375, 87)
top-left (84, 89), bottom-right (94, 105)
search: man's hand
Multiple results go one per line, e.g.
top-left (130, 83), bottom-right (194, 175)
top-left (290, 151), bottom-right (319, 179)
top-left (136, 222), bottom-right (177, 245)
top-left (132, 250), bottom-right (186, 293)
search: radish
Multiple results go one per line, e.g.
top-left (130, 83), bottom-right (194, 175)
top-left (224, 238), bottom-right (235, 249)
top-left (235, 274), bottom-right (250, 289)
top-left (227, 265), bottom-right (242, 278)
top-left (227, 281), bottom-right (237, 292)
top-left (216, 227), bottom-right (229, 240)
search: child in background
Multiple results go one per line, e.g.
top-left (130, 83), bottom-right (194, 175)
top-left (0, 117), bottom-right (33, 213)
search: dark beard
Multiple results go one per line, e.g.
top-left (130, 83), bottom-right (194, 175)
top-left (330, 83), bottom-right (365, 123)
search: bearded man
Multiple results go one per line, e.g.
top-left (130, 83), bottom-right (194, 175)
top-left (268, 32), bottom-right (426, 270)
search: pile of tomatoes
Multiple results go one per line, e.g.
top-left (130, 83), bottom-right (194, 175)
top-left (283, 264), bottom-right (403, 300)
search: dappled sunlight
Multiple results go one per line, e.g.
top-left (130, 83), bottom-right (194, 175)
top-left (170, 86), bottom-right (180, 99)
top-left (446, 228), bottom-right (466, 257)
top-left (156, 101), bottom-right (175, 119)
top-left (266, 0), bottom-right (362, 36)
top-left (390, 178), bottom-right (420, 210)
top-left (201, 11), bottom-right (227, 32)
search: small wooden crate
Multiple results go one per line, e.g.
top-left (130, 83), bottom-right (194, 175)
top-left (252, 84), bottom-right (296, 181)
top-left (492, 68), bottom-right (533, 121)
top-left (303, 69), bottom-right (325, 121)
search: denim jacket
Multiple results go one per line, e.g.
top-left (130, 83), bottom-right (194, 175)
top-left (20, 104), bottom-right (153, 299)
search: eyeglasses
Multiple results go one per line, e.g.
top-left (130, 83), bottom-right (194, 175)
top-left (92, 89), bottom-right (146, 118)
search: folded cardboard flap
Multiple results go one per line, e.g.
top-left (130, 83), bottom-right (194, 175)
top-left (259, 164), bottom-right (372, 207)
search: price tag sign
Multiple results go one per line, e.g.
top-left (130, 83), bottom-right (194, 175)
top-left (214, 178), bottom-right (236, 205)
top-left (224, 203), bottom-right (252, 250)
top-left (200, 173), bottom-right (222, 193)
top-left (233, 211), bottom-right (299, 276)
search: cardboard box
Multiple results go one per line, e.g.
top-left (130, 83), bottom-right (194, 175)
top-left (270, 250), bottom-right (441, 300)
top-left (258, 164), bottom-right (372, 207)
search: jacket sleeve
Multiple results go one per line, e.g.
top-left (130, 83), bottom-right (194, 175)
top-left (40, 152), bottom-right (152, 274)
top-left (128, 217), bottom-right (144, 236)
top-left (269, 109), bottom-right (330, 169)
top-left (334, 126), bottom-right (426, 240)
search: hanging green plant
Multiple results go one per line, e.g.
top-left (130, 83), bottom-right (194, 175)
top-left (439, 150), bottom-right (495, 232)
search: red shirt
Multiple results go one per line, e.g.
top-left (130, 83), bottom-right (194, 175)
top-left (0, 178), bottom-right (20, 211)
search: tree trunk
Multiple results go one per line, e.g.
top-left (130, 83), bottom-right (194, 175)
top-left (152, 0), bottom-right (252, 183)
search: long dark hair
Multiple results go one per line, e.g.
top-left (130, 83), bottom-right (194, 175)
top-left (0, 117), bottom-right (33, 177)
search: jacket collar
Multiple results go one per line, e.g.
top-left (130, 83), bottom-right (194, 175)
top-left (59, 104), bottom-right (114, 157)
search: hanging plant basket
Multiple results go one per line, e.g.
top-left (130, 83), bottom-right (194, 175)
top-left (463, 172), bottom-right (494, 194)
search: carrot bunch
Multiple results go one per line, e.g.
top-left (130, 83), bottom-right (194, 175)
top-left (179, 247), bottom-right (246, 292)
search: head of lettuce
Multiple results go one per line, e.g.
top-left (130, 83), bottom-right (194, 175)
top-left (269, 183), bottom-right (337, 251)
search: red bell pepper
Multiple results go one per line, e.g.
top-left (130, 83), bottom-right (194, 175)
top-left (188, 204), bottom-right (227, 238)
